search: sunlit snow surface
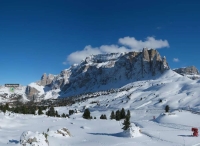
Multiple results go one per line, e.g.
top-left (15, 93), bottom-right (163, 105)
top-left (2, 110), bottom-right (200, 146)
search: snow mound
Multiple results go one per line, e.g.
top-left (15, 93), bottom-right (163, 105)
top-left (48, 127), bottom-right (71, 138)
top-left (20, 131), bottom-right (49, 146)
top-left (156, 112), bottom-right (178, 123)
top-left (122, 125), bottom-right (142, 138)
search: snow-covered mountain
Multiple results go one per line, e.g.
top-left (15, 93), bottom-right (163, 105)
top-left (173, 66), bottom-right (200, 80)
top-left (26, 48), bottom-right (169, 99)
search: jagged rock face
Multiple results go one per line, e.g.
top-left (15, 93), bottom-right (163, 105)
top-left (33, 49), bottom-right (169, 97)
top-left (25, 86), bottom-right (39, 100)
top-left (39, 73), bottom-right (55, 86)
top-left (57, 49), bottom-right (170, 96)
top-left (173, 66), bottom-right (200, 80)
top-left (173, 66), bottom-right (199, 75)
top-left (40, 73), bottom-right (47, 86)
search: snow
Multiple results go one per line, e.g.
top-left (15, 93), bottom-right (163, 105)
top-left (1, 69), bottom-right (200, 145)
top-left (28, 83), bottom-right (45, 96)
top-left (20, 131), bottom-right (48, 146)
top-left (2, 108), bottom-right (200, 146)
top-left (122, 125), bottom-right (142, 138)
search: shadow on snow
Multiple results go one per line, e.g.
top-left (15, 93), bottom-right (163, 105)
top-left (88, 132), bottom-right (125, 137)
top-left (9, 139), bottom-right (19, 144)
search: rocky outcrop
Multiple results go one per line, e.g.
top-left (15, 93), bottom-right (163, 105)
top-left (59, 48), bottom-right (170, 96)
top-left (25, 86), bottom-right (40, 100)
top-left (173, 66), bottom-right (200, 80)
top-left (39, 73), bottom-right (55, 86)
top-left (173, 66), bottom-right (199, 75)
top-left (31, 49), bottom-right (169, 97)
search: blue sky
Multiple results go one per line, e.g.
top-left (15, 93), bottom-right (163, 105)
top-left (0, 0), bottom-right (200, 85)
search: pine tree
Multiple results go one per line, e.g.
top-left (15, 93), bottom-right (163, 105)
top-left (48, 107), bottom-right (55, 116)
top-left (55, 111), bottom-right (58, 117)
top-left (165, 105), bottom-right (170, 112)
top-left (2, 106), bottom-right (6, 113)
top-left (122, 116), bottom-right (131, 130)
top-left (120, 108), bottom-right (126, 119)
top-left (62, 113), bottom-right (66, 118)
top-left (115, 110), bottom-right (121, 121)
top-left (82, 108), bottom-right (90, 119)
top-left (126, 110), bottom-right (131, 118)
top-left (22, 106), bottom-right (27, 114)
top-left (5, 103), bottom-right (9, 111)
top-left (69, 110), bottom-right (74, 115)
top-left (38, 107), bottom-right (43, 115)
top-left (100, 114), bottom-right (103, 119)
top-left (110, 111), bottom-right (115, 119)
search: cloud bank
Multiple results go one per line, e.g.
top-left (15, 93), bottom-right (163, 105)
top-left (63, 36), bottom-right (169, 65)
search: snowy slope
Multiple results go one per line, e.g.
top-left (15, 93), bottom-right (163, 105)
top-left (1, 69), bottom-right (200, 145)
top-left (0, 85), bottom-right (28, 103)
top-left (60, 70), bottom-right (200, 112)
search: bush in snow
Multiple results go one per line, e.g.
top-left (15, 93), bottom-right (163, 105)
top-left (122, 125), bottom-right (141, 138)
top-left (47, 127), bottom-right (71, 137)
top-left (82, 108), bottom-right (91, 119)
top-left (20, 131), bottom-right (49, 146)
top-left (69, 110), bottom-right (74, 115)
top-left (100, 114), bottom-right (107, 119)
top-left (62, 113), bottom-right (66, 118)
top-left (165, 105), bottom-right (170, 112)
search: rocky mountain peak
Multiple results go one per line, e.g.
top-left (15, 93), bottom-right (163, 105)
top-left (174, 66), bottom-right (199, 75)
top-left (173, 66), bottom-right (200, 80)
top-left (26, 49), bottom-right (170, 98)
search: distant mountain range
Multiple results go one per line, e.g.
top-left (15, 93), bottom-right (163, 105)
top-left (0, 48), bottom-right (199, 103)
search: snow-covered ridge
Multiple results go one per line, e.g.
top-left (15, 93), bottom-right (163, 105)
top-left (84, 52), bottom-right (125, 63)
top-left (173, 66), bottom-right (200, 80)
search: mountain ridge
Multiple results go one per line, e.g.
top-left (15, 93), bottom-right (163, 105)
top-left (25, 48), bottom-right (170, 100)
top-left (173, 66), bottom-right (200, 80)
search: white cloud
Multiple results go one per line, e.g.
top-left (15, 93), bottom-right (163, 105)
top-left (63, 45), bottom-right (101, 65)
top-left (173, 58), bottom-right (180, 62)
top-left (118, 36), bottom-right (169, 51)
top-left (63, 36), bottom-right (170, 65)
